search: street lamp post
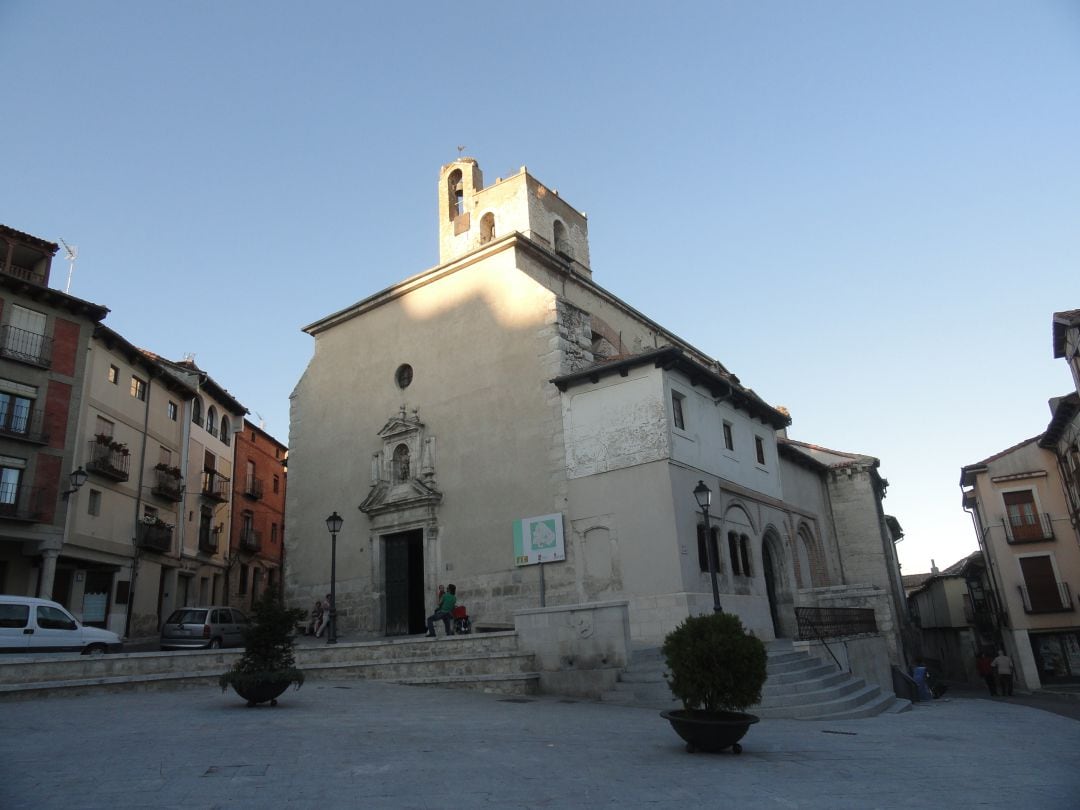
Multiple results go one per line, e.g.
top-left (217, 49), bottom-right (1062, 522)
top-left (694, 480), bottom-right (722, 613)
top-left (325, 511), bottom-right (343, 644)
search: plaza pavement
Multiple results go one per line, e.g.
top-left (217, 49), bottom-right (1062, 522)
top-left (2, 677), bottom-right (1078, 810)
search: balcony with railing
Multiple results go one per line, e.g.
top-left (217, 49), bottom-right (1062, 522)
top-left (150, 468), bottom-right (184, 502)
top-left (199, 530), bottom-right (219, 555)
top-left (243, 476), bottom-right (264, 500)
top-left (0, 408), bottom-right (48, 444)
top-left (1004, 512), bottom-right (1055, 544)
top-left (240, 527), bottom-right (262, 552)
top-left (0, 483), bottom-right (44, 522)
top-left (1018, 582), bottom-right (1075, 614)
top-left (86, 440), bottom-right (131, 482)
top-left (137, 521), bottom-right (173, 553)
top-left (201, 470), bottom-right (230, 503)
top-left (0, 326), bottom-right (53, 368)
top-left (3, 262), bottom-right (47, 286)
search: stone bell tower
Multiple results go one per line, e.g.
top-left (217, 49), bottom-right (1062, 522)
top-left (437, 158), bottom-right (591, 276)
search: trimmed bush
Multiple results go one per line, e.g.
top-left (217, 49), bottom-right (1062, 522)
top-left (220, 589), bottom-right (307, 695)
top-left (662, 612), bottom-right (767, 713)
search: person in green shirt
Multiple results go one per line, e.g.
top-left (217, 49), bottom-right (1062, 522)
top-left (425, 584), bottom-right (456, 637)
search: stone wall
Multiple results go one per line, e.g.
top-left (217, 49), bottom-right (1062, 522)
top-left (514, 600), bottom-right (631, 698)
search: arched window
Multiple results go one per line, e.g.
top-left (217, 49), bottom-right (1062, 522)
top-left (739, 534), bottom-right (752, 577)
top-left (206, 406), bottom-right (218, 437)
top-left (728, 531), bottom-right (741, 576)
top-left (696, 524), bottom-right (721, 573)
top-left (192, 397), bottom-right (203, 427)
top-left (393, 444), bottom-right (410, 482)
top-left (480, 212), bottom-right (495, 244)
top-left (221, 416), bottom-right (231, 446)
top-left (447, 169), bottom-right (464, 220)
top-left (553, 219), bottom-right (571, 257)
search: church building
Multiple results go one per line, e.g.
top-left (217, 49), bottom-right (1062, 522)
top-left (285, 159), bottom-right (908, 662)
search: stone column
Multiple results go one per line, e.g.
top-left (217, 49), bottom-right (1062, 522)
top-left (38, 549), bottom-right (60, 599)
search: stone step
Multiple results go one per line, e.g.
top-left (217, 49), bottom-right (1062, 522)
top-left (762, 668), bottom-right (849, 695)
top-left (764, 662), bottom-right (839, 686)
top-left (754, 683), bottom-right (887, 720)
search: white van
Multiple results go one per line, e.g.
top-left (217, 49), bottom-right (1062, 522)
top-left (0, 595), bottom-right (123, 654)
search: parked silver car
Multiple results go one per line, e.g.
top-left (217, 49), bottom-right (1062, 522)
top-left (159, 606), bottom-right (250, 650)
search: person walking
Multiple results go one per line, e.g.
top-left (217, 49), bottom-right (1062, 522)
top-left (976, 651), bottom-right (997, 695)
top-left (992, 649), bottom-right (1015, 696)
top-left (426, 584), bottom-right (456, 637)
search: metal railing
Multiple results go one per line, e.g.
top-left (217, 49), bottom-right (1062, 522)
top-left (0, 326), bottom-right (52, 367)
top-left (201, 470), bottom-right (230, 502)
top-left (244, 476), bottom-right (263, 500)
top-left (199, 532), bottom-right (219, 554)
top-left (1003, 512), bottom-right (1055, 543)
top-left (137, 522), bottom-right (173, 553)
top-left (1017, 582), bottom-right (1074, 614)
top-left (0, 482), bottom-right (44, 522)
top-left (151, 469), bottom-right (184, 501)
top-left (0, 407), bottom-right (48, 444)
top-left (86, 440), bottom-right (131, 481)
top-left (795, 606), bottom-right (878, 639)
top-left (240, 528), bottom-right (261, 552)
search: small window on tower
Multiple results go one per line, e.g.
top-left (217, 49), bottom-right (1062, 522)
top-left (553, 220), bottom-right (571, 258)
top-left (480, 212), bottom-right (495, 245)
top-left (448, 169), bottom-right (464, 220)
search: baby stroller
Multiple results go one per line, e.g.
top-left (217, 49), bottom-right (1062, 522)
top-left (451, 604), bottom-right (472, 635)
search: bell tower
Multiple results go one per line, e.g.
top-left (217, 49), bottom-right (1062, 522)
top-left (436, 158), bottom-right (591, 275)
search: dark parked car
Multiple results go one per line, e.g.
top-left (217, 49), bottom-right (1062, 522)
top-left (159, 606), bottom-right (249, 650)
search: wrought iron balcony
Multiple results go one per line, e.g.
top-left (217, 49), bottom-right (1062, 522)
top-left (201, 470), bottom-right (230, 502)
top-left (86, 440), bottom-right (131, 481)
top-left (137, 521), bottom-right (173, 553)
top-left (0, 408), bottom-right (48, 444)
top-left (243, 476), bottom-right (263, 500)
top-left (199, 532), bottom-right (219, 554)
top-left (151, 469), bottom-right (184, 502)
top-left (240, 528), bottom-right (261, 552)
top-left (0, 483), bottom-right (44, 522)
top-left (1004, 512), bottom-right (1055, 544)
top-left (1018, 582), bottom-right (1074, 614)
top-left (0, 325), bottom-right (52, 368)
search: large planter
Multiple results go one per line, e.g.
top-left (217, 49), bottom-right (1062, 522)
top-left (231, 679), bottom-right (292, 707)
top-left (661, 709), bottom-right (759, 754)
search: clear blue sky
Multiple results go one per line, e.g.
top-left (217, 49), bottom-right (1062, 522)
top-left (2, 1), bottom-right (1077, 574)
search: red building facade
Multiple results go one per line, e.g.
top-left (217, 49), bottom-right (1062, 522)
top-left (227, 419), bottom-right (286, 610)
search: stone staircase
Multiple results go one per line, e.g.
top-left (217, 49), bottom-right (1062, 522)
top-left (600, 640), bottom-right (911, 719)
top-left (0, 632), bottom-right (539, 700)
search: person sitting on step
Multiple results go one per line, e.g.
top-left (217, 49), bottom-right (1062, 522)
top-left (425, 584), bottom-right (456, 637)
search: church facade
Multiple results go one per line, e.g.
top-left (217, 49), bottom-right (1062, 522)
top-left (285, 159), bottom-right (907, 660)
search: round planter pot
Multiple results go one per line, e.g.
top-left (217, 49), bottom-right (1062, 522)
top-left (231, 679), bottom-right (292, 707)
top-left (661, 709), bottom-right (760, 754)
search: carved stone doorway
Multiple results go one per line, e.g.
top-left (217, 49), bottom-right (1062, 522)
top-left (384, 530), bottom-right (425, 636)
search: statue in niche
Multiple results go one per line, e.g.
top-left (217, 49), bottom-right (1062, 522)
top-left (393, 444), bottom-right (410, 482)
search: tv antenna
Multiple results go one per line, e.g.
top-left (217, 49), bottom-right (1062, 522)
top-left (59, 238), bottom-right (78, 294)
top-left (254, 411), bottom-right (266, 429)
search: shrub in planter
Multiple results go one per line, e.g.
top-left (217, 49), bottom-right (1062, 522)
top-left (661, 612), bottom-right (768, 753)
top-left (220, 589), bottom-right (307, 706)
